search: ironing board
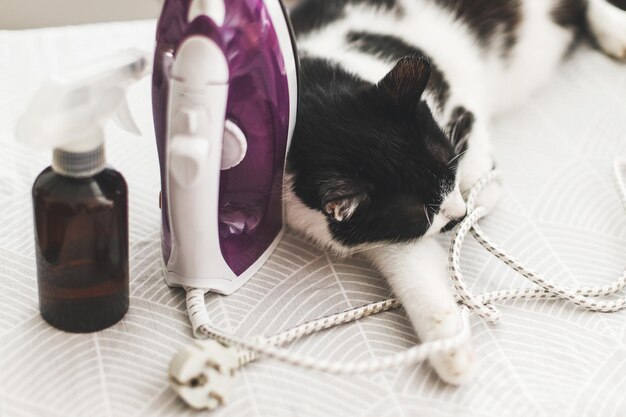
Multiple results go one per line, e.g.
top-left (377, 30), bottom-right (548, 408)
top-left (1, 20), bottom-right (626, 417)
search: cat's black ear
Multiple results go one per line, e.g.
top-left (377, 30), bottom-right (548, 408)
top-left (319, 178), bottom-right (368, 222)
top-left (377, 55), bottom-right (431, 109)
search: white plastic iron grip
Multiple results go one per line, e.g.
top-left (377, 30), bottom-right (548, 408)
top-left (166, 35), bottom-right (236, 288)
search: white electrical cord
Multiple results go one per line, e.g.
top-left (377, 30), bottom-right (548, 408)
top-left (171, 160), bottom-right (626, 409)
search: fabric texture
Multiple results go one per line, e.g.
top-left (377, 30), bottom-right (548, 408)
top-left (1, 21), bottom-right (626, 417)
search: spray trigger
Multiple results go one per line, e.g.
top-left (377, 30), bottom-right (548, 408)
top-left (113, 98), bottom-right (142, 136)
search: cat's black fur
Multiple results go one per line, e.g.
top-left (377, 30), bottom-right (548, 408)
top-left (434, 0), bottom-right (522, 54)
top-left (608, 0), bottom-right (626, 10)
top-left (290, 0), bottom-right (402, 36)
top-left (446, 107), bottom-right (473, 155)
top-left (288, 56), bottom-right (459, 246)
top-left (552, 0), bottom-right (587, 28)
top-left (346, 31), bottom-right (451, 110)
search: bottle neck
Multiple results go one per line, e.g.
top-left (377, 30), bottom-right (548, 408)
top-left (52, 144), bottom-right (106, 178)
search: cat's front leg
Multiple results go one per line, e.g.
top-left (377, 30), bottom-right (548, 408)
top-left (449, 108), bottom-right (501, 212)
top-left (365, 238), bottom-right (476, 385)
top-left (588, 0), bottom-right (626, 60)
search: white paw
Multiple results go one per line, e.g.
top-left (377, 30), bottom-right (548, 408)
top-left (421, 308), bottom-right (478, 385)
top-left (457, 139), bottom-right (500, 212)
top-left (588, 0), bottom-right (626, 60)
top-left (460, 163), bottom-right (502, 213)
top-left (472, 180), bottom-right (502, 213)
top-left (430, 343), bottom-right (477, 386)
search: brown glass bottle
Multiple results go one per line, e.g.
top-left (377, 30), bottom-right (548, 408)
top-left (33, 166), bottom-right (129, 333)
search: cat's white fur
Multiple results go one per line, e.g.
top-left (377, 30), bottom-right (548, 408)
top-left (589, 0), bottom-right (626, 59)
top-left (286, 0), bottom-right (626, 384)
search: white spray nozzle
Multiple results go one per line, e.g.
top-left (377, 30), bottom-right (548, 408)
top-left (16, 48), bottom-right (151, 154)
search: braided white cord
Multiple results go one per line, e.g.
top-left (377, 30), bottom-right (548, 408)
top-left (206, 297), bottom-right (404, 368)
top-left (185, 159), bottom-right (626, 374)
top-left (450, 161), bottom-right (626, 324)
top-left (197, 305), bottom-right (471, 374)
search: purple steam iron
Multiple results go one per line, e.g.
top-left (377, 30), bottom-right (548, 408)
top-left (152, 0), bottom-right (298, 294)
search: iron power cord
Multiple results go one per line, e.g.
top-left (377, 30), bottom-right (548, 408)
top-left (169, 160), bottom-right (626, 410)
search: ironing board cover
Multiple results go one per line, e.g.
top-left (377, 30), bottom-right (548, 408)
top-left (1, 21), bottom-right (626, 417)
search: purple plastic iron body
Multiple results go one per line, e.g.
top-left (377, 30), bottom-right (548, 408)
top-left (153, 0), bottom-right (298, 294)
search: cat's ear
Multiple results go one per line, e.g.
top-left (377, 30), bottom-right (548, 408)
top-left (320, 178), bottom-right (368, 222)
top-left (377, 55), bottom-right (431, 109)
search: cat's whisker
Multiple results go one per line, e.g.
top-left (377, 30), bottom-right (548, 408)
top-left (447, 149), bottom-right (469, 167)
top-left (427, 204), bottom-right (440, 215)
top-left (424, 206), bottom-right (432, 227)
top-left (351, 243), bottom-right (387, 254)
top-left (455, 137), bottom-right (470, 154)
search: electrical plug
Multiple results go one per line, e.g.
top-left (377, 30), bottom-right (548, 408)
top-left (169, 339), bottom-right (240, 410)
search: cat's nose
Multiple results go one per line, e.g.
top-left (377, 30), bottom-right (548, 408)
top-left (441, 189), bottom-right (467, 221)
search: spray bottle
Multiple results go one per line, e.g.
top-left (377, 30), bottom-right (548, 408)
top-left (15, 50), bottom-right (150, 333)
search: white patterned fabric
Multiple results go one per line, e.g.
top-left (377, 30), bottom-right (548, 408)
top-left (1, 21), bottom-right (626, 417)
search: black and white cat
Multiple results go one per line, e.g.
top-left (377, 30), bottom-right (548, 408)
top-left (284, 0), bottom-right (626, 384)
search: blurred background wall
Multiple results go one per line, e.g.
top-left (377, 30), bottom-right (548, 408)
top-left (0, 0), bottom-right (164, 29)
top-left (0, 0), bottom-right (300, 30)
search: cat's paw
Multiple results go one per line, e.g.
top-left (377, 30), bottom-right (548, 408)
top-left (460, 167), bottom-right (502, 213)
top-left (421, 307), bottom-right (477, 385)
top-left (429, 343), bottom-right (477, 386)
top-left (472, 180), bottom-right (502, 214)
top-left (457, 142), bottom-right (500, 213)
top-left (588, 0), bottom-right (626, 60)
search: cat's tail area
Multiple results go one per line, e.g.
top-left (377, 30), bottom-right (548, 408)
top-left (587, 0), bottom-right (626, 59)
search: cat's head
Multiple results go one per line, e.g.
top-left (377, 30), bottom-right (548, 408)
top-left (288, 55), bottom-right (467, 249)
